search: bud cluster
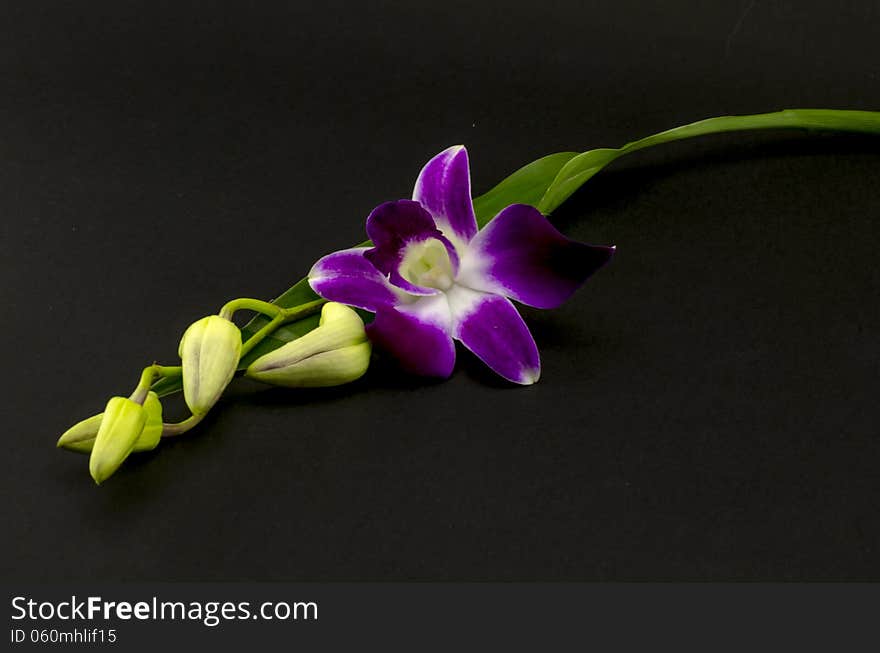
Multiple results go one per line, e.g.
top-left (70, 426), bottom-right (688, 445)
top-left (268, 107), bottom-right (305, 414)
top-left (57, 301), bottom-right (371, 484)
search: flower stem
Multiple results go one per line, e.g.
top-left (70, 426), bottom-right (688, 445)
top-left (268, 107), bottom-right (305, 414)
top-left (130, 364), bottom-right (182, 403)
top-left (161, 413), bottom-right (205, 438)
top-left (235, 298), bottom-right (326, 358)
top-left (219, 297), bottom-right (285, 321)
top-left (218, 296), bottom-right (326, 357)
top-left (240, 313), bottom-right (286, 358)
top-left (280, 298), bottom-right (327, 320)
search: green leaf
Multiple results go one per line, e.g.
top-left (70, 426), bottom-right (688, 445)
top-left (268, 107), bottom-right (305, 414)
top-left (472, 151), bottom-right (578, 225)
top-left (154, 108), bottom-right (880, 398)
top-left (537, 109), bottom-right (880, 214)
top-left (534, 148), bottom-right (621, 215)
top-left (152, 375), bottom-right (183, 398)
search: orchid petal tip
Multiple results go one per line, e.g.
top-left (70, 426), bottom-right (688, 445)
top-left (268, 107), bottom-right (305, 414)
top-left (519, 367), bottom-right (541, 385)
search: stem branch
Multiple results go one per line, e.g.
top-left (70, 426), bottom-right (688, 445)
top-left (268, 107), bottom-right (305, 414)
top-left (219, 297), bottom-right (285, 321)
top-left (238, 298), bottom-right (326, 358)
top-left (130, 364), bottom-right (181, 403)
top-left (161, 413), bottom-right (205, 438)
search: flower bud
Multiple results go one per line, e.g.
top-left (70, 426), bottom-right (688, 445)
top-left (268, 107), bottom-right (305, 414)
top-left (133, 391), bottom-right (163, 452)
top-left (57, 392), bottom-right (164, 455)
top-left (56, 413), bottom-right (104, 454)
top-left (179, 315), bottom-right (242, 415)
top-left (246, 302), bottom-right (371, 387)
top-left (89, 397), bottom-right (147, 484)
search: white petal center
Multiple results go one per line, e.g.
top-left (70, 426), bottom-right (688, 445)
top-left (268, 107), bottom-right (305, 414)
top-left (400, 238), bottom-right (454, 290)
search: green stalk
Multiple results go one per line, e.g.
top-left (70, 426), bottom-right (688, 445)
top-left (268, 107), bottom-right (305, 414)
top-left (238, 298), bottom-right (325, 358)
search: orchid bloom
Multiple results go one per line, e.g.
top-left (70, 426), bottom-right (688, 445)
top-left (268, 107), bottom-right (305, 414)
top-left (308, 146), bottom-right (614, 384)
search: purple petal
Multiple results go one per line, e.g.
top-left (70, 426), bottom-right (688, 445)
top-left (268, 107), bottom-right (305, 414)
top-left (366, 199), bottom-right (440, 250)
top-left (457, 204), bottom-right (615, 309)
top-left (412, 145), bottom-right (478, 249)
top-left (309, 247), bottom-right (404, 312)
top-left (363, 200), bottom-right (458, 295)
top-left (448, 285), bottom-right (540, 385)
top-left (366, 295), bottom-right (455, 378)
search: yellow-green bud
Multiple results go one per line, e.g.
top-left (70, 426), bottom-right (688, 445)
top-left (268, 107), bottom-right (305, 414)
top-left (179, 315), bottom-right (242, 415)
top-left (89, 397), bottom-right (147, 485)
top-left (56, 413), bottom-right (104, 454)
top-left (57, 391), bottom-right (164, 454)
top-left (134, 391), bottom-right (163, 452)
top-left (246, 302), bottom-right (371, 387)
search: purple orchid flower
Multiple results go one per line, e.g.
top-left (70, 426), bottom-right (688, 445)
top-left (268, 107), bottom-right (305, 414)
top-left (308, 146), bottom-right (615, 385)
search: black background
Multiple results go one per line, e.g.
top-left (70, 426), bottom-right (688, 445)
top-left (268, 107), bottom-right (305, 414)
top-left (1, 1), bottom-right (878, 581)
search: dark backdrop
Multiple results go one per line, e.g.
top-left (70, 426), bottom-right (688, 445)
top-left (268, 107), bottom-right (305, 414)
top-left (1, 1), bottom-right (878, 581)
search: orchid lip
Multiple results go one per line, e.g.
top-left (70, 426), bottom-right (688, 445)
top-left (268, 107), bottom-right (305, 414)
top-left (398, 237), bottom-right (456, 291)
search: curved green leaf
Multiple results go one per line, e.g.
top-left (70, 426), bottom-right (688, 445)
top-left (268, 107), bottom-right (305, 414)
top-left (537, 109), bottom-right (880, 213)
top-left (472, 151), bottom-right (578, 225)
top-left (153, 108), bottom-right (880, 397)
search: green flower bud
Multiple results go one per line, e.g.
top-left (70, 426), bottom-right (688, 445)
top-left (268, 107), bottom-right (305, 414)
top-left (179, 315), bottom-right (242, 415)
top-left (57, 392), bottom-right (164, 455)
top-left (133, 391), bottom-right (163, 452)
top-left (89, 397), bottom-right (147, 485)
top-left (246, 302), bottom-right (371, 387)
top-left (56, 413), bottom-right (104, 454)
